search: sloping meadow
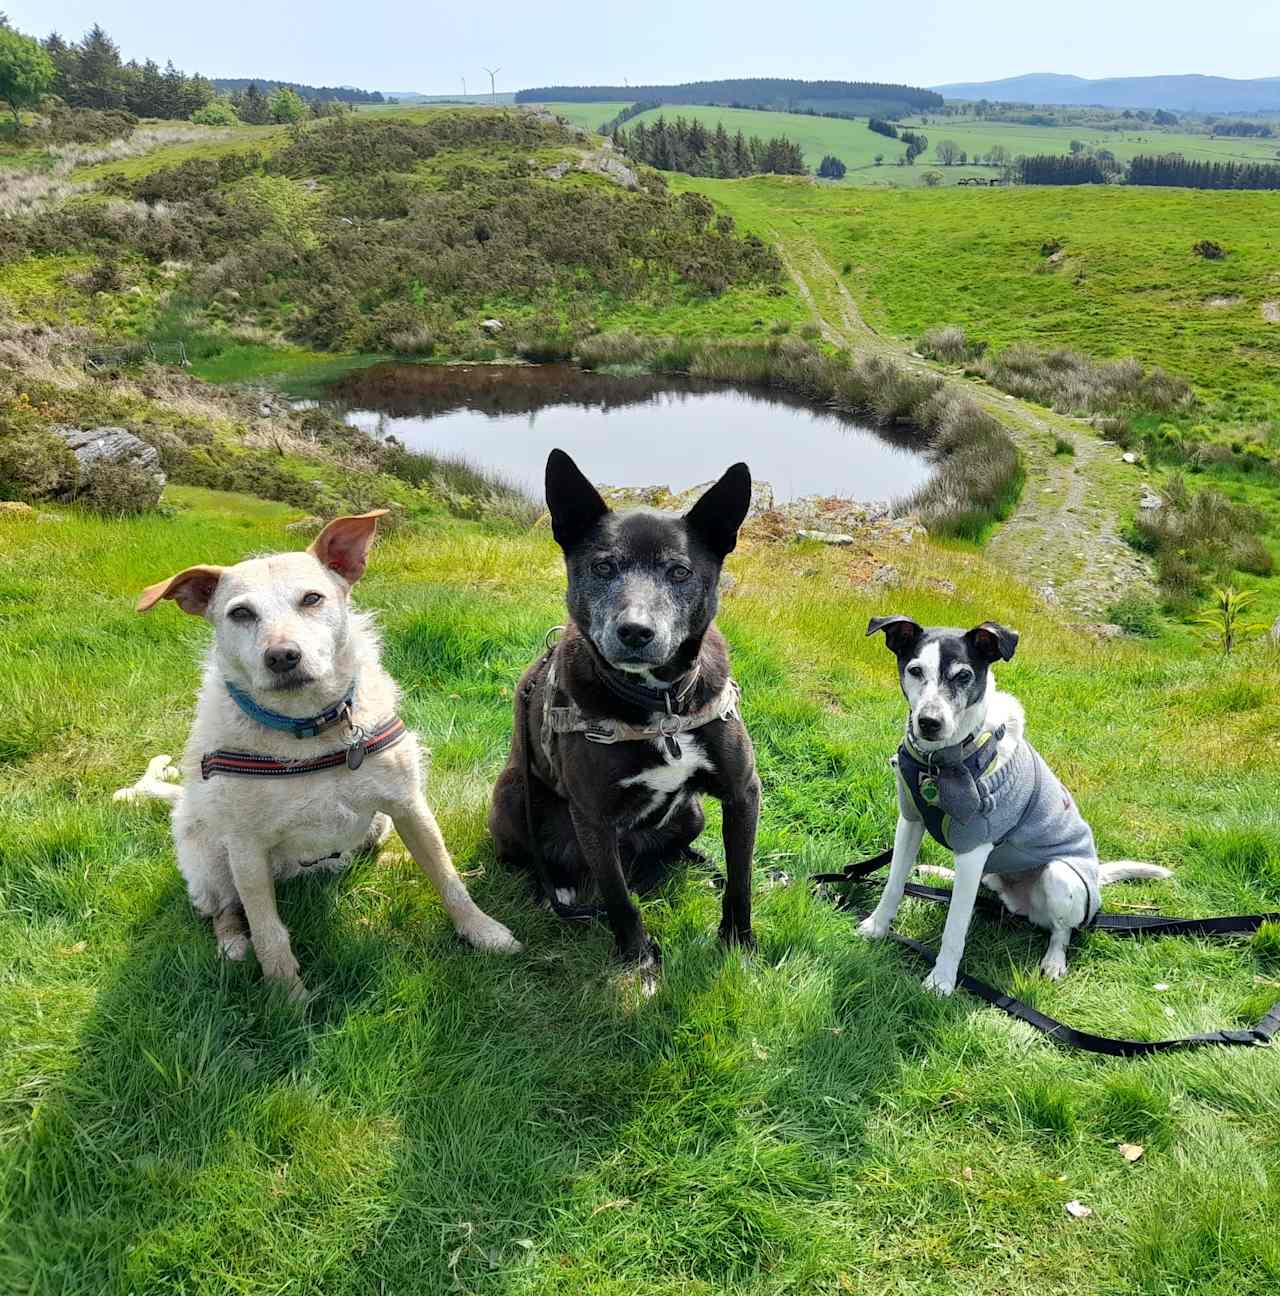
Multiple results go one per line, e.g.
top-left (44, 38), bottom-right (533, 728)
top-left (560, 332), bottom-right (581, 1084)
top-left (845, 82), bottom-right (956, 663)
top-left (1, 488), bottom-right (1278, 1295)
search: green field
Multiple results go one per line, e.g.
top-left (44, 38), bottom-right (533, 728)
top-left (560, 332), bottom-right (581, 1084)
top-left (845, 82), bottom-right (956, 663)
top-left (3, 486), bottom-right (1279, 1295)
top-left (534, 101), bottom-right (1280, 185)
top-left (677, 174), bottom-right (1280, 421)
top-left (538, 101), bottom-right (632, 132)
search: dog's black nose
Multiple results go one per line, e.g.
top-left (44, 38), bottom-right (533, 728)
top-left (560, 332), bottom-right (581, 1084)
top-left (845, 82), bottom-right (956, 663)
top-left (617, 620), bottom-right (656, 649)
top-left (265, 642), bottom-right (303, 674)
top-left (916, 715), bottom-right (943, 738)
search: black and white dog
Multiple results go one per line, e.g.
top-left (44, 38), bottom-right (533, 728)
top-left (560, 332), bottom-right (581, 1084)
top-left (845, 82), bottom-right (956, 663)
top-left (860, 616), bottom-right (1169, 995)
top-left (488, 449), bottom-right (760, 976)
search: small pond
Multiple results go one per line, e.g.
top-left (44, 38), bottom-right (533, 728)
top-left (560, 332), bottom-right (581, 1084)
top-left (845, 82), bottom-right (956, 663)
top-left (319, 363), bottom-right (933, 502)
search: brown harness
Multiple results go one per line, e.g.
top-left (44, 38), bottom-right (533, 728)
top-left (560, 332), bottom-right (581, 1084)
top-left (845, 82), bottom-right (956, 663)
top-left (518, 630), bottom-right (741, 920)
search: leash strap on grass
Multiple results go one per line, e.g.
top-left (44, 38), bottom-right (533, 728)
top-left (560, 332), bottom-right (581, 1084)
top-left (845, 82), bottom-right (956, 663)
top-left (812, 853), bottom-right (1280, 1056)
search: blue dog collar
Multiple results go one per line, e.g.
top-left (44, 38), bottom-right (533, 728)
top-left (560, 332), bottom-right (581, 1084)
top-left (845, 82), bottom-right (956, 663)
top-left (224, 679), bottom-right (356, 739)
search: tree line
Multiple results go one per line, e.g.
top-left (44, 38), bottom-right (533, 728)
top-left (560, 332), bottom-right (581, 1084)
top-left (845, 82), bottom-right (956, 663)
top-left (38, 24), bottom-right (214, 119)
top-left (0, 18), bottom-right (385, 127)
top-left (211, 78), bottom-right (383, 105)
top-left (518, 77), bottom-right (943, 115)
top-left (1128, 154), bottom-right (1280, 189)
top-left (1018, 154), bottom-right (1110, 184)
top-left (615, 115), bottom-right (806, 178)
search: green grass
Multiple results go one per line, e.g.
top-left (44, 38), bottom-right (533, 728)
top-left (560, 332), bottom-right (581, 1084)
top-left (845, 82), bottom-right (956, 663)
top-left (2, 487), bottom-right (1279, 1294)
top-left (549, 103), bottom-right (1280, 186)
top-left (537, 102), bottom-right (632, 132)
top-left (675, 175), bottom-right (1280, 422)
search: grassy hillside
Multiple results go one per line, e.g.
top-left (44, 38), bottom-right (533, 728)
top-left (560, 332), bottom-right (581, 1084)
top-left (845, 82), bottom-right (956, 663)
top-left (678, 178), bottom-right (1280, 417)
top-left (2, 486), bottom-right (1278, 1295)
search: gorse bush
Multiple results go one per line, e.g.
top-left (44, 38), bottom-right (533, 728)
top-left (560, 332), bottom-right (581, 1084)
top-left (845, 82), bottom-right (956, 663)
top-left (7, 114), bottom-right (783, 355)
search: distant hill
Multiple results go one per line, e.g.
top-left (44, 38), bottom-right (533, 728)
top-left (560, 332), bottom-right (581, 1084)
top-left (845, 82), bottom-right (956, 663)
top-left (211, 78), bottom-right (384, 104)
top-left (933, 73), bottom-right (1280, 113)
top-left (516, 78), bottom-right (942, 118)
top-left (380, 92), bottom-right (516, 105)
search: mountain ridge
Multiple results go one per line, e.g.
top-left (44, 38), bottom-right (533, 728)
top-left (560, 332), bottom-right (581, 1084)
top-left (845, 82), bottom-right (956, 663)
top-left (933, 72), bottom-right (1280, 112)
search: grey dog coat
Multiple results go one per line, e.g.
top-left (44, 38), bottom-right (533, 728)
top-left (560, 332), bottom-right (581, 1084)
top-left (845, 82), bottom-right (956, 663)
top-left (896, 729), bottom-right (1102, 925)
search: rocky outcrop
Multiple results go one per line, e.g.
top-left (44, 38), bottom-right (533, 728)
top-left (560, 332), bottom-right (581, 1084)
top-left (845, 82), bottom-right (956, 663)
top-left (588, 481), bottom-right (924, 548)
top-left (56, 426), bottom-right (164, 486)
top-left (51, 425), bottom-right (166, 512)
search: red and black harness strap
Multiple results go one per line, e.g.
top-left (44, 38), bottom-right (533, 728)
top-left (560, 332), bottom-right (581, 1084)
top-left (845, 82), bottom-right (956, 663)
top-left (812, 851), bottom-right (1280, 1056)
top-left (201, 716), bottom-right (407, 781)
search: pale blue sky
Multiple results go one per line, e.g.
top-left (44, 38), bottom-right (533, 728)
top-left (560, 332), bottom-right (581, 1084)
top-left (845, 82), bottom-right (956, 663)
top-left (10, 1), bottom-right (1280, 93)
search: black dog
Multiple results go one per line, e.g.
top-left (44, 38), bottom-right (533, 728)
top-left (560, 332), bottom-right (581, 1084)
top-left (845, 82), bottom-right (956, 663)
top-left (489, 449), bottom-right (760, 973)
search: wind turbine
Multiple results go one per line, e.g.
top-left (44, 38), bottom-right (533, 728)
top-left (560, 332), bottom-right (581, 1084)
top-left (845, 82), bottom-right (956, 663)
top-left (461, 75), bottom-right (467, 97)
top-left (483, 66), bottom-right (501, 103)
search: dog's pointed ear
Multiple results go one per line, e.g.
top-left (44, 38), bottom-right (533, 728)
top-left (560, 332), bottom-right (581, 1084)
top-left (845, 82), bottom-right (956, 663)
top-left (866, 615), bottom-right (924, 656)
top-left (308, 510), bottom-right (388, 585)
top-left (965, 621), bottom-right (1019, 663)
top-left (685, 462), bottom-right (752, 560)
top-left (545, 448), bottom-right (608, 552)
top-left (137, 565), bottom-right (226, 616)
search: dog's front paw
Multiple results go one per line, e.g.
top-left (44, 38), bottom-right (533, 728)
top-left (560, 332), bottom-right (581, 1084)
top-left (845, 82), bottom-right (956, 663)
top-left (615, 937), bottom-right (661, 998)
top-left (921, 968), bottom-right (957, 997)
top-left (857, 915), bottom-right (891, 940)
top-left (259, 954), bottom-right (309, 1004)
top-left (462, 915), bottom-right (523, 955)
top-left (218, 932), bottom-right (252, 962)
top-left (718, 920), bottom-right (756, 951)
top-left (1039, 952), bottom-right (1068, 981)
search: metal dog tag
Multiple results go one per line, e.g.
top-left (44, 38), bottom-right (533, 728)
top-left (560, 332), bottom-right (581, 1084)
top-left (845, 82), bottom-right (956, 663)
top-left (346, 741), bottom-right (366, 771)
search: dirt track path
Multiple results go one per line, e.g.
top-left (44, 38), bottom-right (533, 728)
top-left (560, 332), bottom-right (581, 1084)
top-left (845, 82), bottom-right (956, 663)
top-left (773, 234), bottom-right (1154, 619)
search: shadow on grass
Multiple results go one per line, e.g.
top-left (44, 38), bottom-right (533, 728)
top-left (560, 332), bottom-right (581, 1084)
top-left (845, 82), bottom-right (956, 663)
top-left (1, 829), bottom-right (977, 1295)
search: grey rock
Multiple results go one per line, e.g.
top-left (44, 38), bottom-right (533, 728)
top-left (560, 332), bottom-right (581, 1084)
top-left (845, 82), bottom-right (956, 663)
top-left (480, 318), bottom-right (504, 334)
top-left (285, 515), bottom-right (324, 533)
top-left (1121, 452), bottom-right (1139, 464)
top-left (669, 478), bottom-right (774, 519)
top-left (796, 529), bottom-right (855, 545)
top-left (1139, 488), bottom-right (1163, 510)
top-left (542, 161), bottom-right (572, 180)
top-left (0, 500), bottom-right (35, 517)
top-left (576, 154), bottom-right (640, 190)
top-left (55, 425), bottom-right (165, 490)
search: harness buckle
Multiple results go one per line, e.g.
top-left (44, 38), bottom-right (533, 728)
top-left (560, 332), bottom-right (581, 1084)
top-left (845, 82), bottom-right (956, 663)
top-left (583, 721), bottom-right (619, 744)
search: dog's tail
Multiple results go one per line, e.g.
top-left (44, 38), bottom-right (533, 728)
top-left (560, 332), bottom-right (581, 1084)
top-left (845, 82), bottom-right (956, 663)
top-left (1098, 861), bottom-right (1172, 886)
top-left (113, 754), bottom-right (183, 806)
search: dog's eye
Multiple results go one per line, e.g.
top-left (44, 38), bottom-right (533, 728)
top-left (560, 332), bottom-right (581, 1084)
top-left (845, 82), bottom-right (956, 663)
top-left (591, 560), bottom-right (616, 578)
top-left (669, 564), bottom-right (692, 582)
top-left (906, 664), bottom-right (924, 679)
top-left (953, 669), bottom-right (974, 686)
top-left (228, 605), bottom-right (257, 623)
top-left (301, 592), bottom-right (324, 608)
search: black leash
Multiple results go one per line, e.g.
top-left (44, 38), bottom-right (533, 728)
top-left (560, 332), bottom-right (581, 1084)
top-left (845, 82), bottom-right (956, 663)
top-left (813, 852), bottom-right (1280, 1056)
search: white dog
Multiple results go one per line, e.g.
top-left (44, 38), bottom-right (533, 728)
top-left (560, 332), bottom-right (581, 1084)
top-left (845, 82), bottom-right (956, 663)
top-left (859, 616), bottom-right (1169, 996)
top-left (115, 511), bottom-right (521, 999)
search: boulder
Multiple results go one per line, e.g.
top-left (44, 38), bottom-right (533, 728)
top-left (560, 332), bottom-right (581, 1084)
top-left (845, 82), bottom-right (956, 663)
top-left (1121, 452), bottom-right (1139, 465)
top-left (285, 515), bottom-right (325, 533)
top-left (55, 425), bottom-right (165, 492)
top-left (1139, 488), bottom-right (1163, 510)
top-left (796, 529), bottom-right (854, 546)
top-left (668, 478), bottom-right (774, 519)
top-left (480, 318), bottom-right (504, 334)
top-left (576, 154), bottom-right (640, 190)
top-left (542, 161), bottom-right (573, 181)
top-left (0, 500), bottom-right (35, 517)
